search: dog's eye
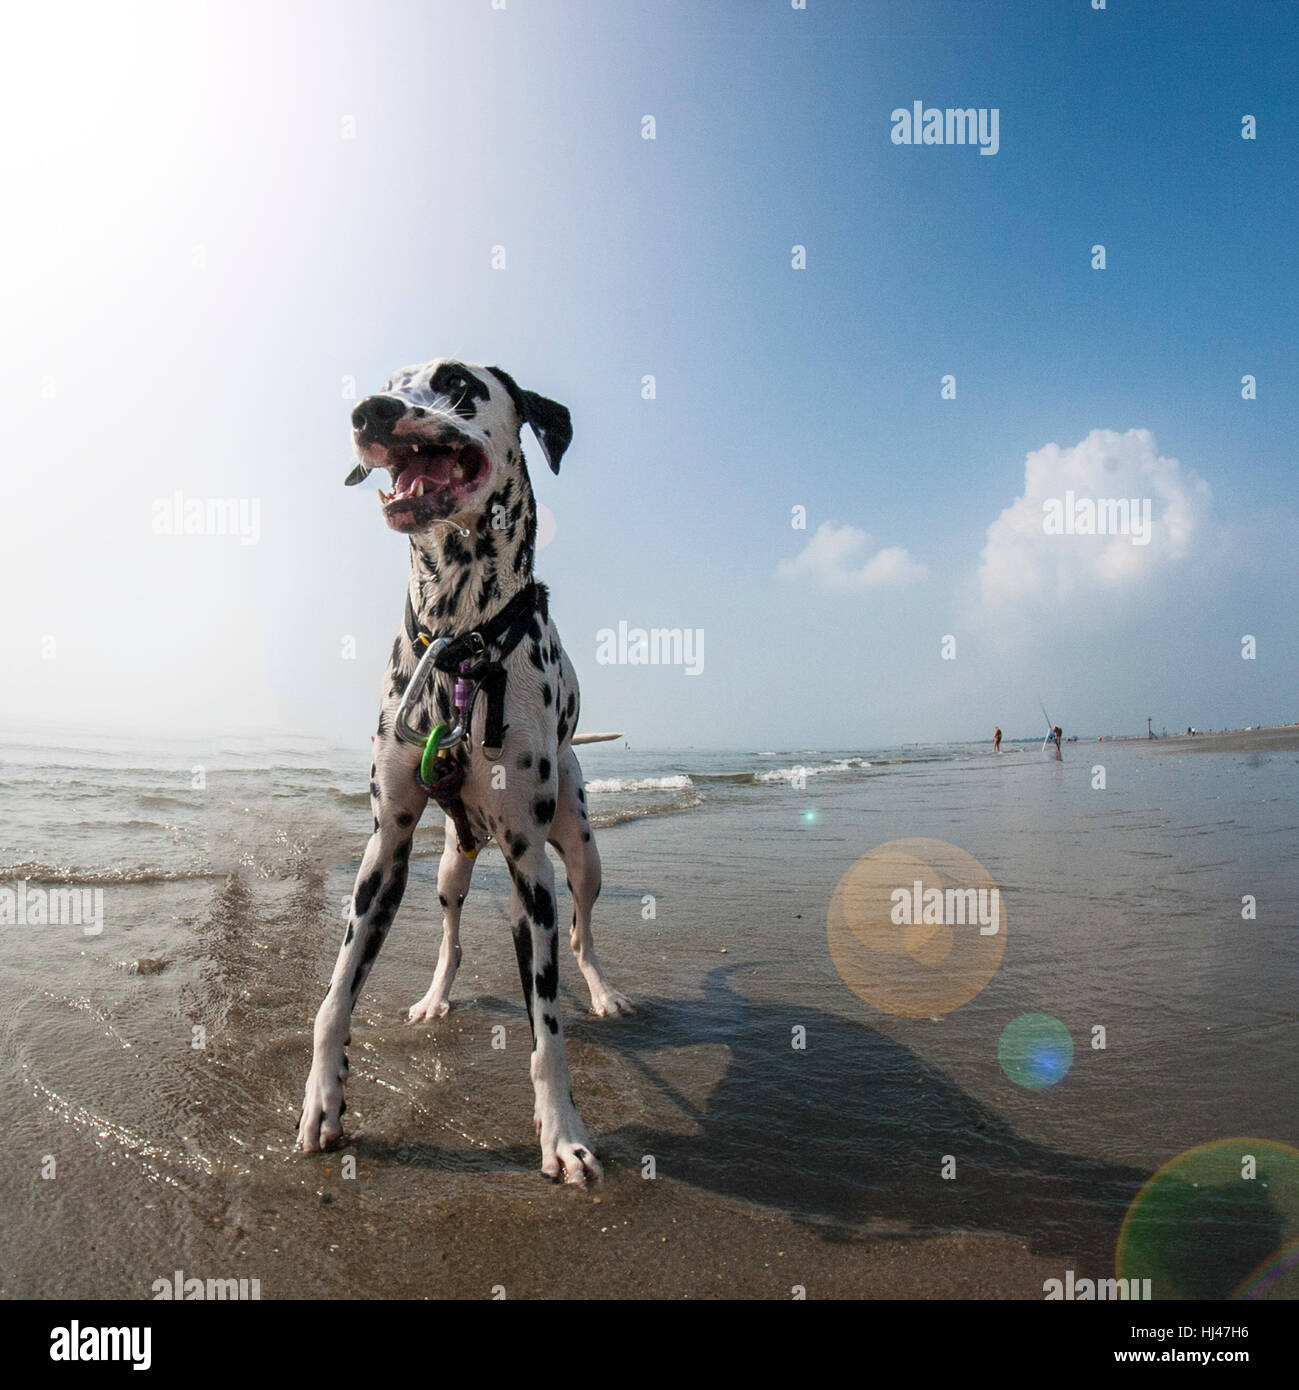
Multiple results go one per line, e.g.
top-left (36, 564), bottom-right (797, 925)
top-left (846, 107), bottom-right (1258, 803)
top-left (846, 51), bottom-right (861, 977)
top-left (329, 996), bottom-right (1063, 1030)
top-left (441, 373), bottom-right (465, 393)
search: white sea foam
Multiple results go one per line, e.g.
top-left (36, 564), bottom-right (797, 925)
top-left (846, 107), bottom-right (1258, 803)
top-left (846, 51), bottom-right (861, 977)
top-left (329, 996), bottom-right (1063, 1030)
top-left (753, 758), bottom-right (870, 784)
top-left (585, 775), bottom-right (694, 794)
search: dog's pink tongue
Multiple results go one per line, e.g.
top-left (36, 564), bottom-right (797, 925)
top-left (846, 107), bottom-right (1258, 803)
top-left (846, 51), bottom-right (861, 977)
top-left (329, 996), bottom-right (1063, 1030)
top-left (395, 457), bottom-right (453, 497)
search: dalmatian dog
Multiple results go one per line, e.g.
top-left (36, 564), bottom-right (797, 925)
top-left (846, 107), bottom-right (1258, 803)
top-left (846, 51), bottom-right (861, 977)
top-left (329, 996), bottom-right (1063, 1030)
top-left (296, 358), bottom-right (631, 1184)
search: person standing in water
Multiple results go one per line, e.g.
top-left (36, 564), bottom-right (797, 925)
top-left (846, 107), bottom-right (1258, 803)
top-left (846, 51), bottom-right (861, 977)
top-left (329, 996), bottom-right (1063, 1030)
top-left (993, 725), bottom-right (1002, 753)
top-left (1053, 725), bottom-right (1063, 755)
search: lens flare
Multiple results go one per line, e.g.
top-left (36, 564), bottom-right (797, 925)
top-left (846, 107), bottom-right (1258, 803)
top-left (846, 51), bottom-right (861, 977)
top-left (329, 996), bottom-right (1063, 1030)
top-left (1116, 1138), bottom-right (1299, 1300)
top-left (826, 838), bottom-right (1006, 1016)
top-left (997, 1013), bottom-right (1074, 1088)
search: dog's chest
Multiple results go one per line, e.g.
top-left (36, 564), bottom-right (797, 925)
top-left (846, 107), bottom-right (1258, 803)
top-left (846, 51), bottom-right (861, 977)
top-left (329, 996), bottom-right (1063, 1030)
top-left (441, 620), bottom-right (578, 841)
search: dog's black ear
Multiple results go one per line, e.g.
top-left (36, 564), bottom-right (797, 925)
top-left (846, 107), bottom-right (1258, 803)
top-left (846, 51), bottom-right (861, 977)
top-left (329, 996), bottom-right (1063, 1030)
top-left (488, 367), bottom-right (572, 474)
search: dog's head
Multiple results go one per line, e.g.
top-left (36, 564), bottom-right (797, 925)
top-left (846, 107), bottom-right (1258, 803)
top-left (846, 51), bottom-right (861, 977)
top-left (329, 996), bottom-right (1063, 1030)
top-left (344, 358), bottom-right (571, 535)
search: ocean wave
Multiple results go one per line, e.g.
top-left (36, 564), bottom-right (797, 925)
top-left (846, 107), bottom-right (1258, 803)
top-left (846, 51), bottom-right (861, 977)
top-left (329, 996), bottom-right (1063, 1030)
top-left (695, 758), bottom-right (872, 786)
top-left (0, 860), bottom-right (220, 885)
top-left (754, 758), bottom-right (871, 784)
top-left (589, 792), bottom-right (704, 829)
top-left (585, 775), bottom-right (694, 794)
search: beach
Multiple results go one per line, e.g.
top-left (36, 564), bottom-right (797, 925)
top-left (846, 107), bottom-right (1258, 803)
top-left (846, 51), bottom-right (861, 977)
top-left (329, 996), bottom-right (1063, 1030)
top-left (1, 727), bottom-right (1296, 1299)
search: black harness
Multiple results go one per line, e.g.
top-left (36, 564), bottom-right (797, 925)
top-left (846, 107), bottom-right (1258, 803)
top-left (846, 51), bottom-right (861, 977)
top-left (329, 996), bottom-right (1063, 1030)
top-left (404, 581), bottom-right (543, 854)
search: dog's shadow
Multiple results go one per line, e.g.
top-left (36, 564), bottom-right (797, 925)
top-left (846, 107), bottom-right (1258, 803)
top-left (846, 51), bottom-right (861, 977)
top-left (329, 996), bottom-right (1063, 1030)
top-left (356, 964), bottom-right (1162, 1261)
top-left (558, 964), bottom-right (1154, 1259)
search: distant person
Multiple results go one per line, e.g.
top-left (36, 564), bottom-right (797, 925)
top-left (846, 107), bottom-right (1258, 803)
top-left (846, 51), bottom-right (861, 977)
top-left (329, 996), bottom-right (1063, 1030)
top-left (1053, 726), bottom-right (1062, 751)
top-left (993, 725), bottom-right (1002, 753)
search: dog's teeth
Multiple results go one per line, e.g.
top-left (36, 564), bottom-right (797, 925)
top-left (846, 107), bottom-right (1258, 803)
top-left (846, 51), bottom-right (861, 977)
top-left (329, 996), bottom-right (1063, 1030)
top-left (411, 443), bottom-right (420, 453)
top-left (378, 489), bottom-right (390, 503)
top-left (414, 480), bottom-right (424, 497)
top-left (452, 464), bottom-right (464, 480)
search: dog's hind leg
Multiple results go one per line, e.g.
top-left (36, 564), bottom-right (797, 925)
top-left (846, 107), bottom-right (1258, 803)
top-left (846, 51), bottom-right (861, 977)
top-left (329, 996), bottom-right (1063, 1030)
top-left (549, 747), bottom-right (632, 1017)
top-left (408, 818), bottom-right (475, 1022)
top-left (297, 733), bottom-right (426, 1152)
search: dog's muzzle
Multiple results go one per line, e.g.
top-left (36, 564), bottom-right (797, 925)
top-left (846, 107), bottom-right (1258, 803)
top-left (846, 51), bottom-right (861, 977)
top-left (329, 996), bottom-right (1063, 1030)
top-left (345, 397), bottom-right (491, 532)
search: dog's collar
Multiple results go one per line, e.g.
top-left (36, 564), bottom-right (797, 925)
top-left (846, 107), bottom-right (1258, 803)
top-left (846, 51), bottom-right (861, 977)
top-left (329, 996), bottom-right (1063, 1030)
top-left (404, 581), bottom-right (543, 669)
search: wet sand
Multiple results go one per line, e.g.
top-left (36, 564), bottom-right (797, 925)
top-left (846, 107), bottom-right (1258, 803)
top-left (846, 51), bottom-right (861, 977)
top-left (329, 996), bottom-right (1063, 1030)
top-left (4, 735), bottom-right (1297, 1300)
top-left (1138, 725), bottom-right (1299, 756)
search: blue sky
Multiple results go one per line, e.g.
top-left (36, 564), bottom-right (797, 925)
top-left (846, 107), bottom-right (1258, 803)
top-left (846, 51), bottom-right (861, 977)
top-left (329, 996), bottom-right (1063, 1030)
top-left (1, 0), bottom-right (1295, 747)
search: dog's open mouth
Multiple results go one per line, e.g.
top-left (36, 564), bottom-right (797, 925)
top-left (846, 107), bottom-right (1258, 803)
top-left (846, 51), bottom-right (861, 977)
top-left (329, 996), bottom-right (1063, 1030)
top-left (376, 440), bottom-right (490, 531)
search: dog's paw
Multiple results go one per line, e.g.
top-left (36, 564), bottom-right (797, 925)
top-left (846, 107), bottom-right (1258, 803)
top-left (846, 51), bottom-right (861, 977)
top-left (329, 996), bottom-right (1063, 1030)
top-left (589, 985), bottom-right (633, 1018)
top-left (538, 1106), bottom-right (602, 1186)
top-left (408, 990), bottom-right (451, 1023)
top-left (295, 1066), bottom-right (346, 1153)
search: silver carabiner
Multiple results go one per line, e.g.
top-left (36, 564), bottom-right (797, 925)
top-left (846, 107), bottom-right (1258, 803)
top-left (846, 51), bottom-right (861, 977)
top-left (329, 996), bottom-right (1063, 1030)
top-left (394, 637), bottom-right (467, 752)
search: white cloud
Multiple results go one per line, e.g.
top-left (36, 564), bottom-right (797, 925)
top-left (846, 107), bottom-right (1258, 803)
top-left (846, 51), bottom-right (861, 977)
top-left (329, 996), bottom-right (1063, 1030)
top-left (778, 522), bottom-right (928, 591)
top-left (977, 428), bottom-right (1210, 606)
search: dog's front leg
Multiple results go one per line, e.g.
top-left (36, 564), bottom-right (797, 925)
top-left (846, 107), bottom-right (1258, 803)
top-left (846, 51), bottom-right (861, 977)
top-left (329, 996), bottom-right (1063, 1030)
top-left (504, 840), bottom-right (601, 1184)
top-left (297, 735), bottom-right (426, 1152)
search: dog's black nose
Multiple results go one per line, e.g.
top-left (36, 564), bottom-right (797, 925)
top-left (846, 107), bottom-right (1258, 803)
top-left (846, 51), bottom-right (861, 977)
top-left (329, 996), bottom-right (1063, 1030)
top-left (352, 395), bottom-right (407, 437)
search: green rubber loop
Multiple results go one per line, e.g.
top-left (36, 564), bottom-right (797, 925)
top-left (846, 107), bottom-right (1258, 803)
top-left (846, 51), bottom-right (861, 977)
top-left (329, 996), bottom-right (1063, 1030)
top-left (419, 723), bottom-right (448, 786)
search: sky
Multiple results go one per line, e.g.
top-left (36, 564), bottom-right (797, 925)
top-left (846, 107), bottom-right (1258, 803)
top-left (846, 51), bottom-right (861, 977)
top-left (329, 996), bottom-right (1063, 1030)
top-left (1, 0), bottom-right (1295, 748)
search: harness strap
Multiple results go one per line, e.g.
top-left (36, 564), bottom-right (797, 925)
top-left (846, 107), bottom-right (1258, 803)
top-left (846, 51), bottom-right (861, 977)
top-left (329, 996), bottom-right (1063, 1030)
top-left (411, 581), bottom-right (542, 759)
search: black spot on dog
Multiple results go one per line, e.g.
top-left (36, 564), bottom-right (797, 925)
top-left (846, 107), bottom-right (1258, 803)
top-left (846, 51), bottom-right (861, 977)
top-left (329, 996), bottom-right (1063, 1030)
top-left (438, 893), bottom-right (448, 907)
top-left (354, 868), bottom-right (383, 917)
top-left (582, 831), bottom-right (591, 842)
top-left (370, 779), bottom-right (381, 800)
top-left (538, 757), bottom-right (551, 781)
top-left (542, 685), bottom-right (553, 707)
top-left (397, 810), bottom-right (414, 828)
top-left (533, 797), bottom-right (556, 825)
top-left (517, 752), bottom-right (533, 770)
top-left (566, 692), bottom-right (576, 717)
top-left (476, 571), bottom-right (499, 609)
top-left (543, 1013), bottom-right (559, 1034)
top-left (528, 640), bottom-right (546, 672)
top-left (511, 919), bottom-right (535, 1036)
top-left (428, 361), bottom-right (490, 419)
top-left (577, 787), bottom-right (585, 804)
top-left (535, 953), bottom-right (558, 1002)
